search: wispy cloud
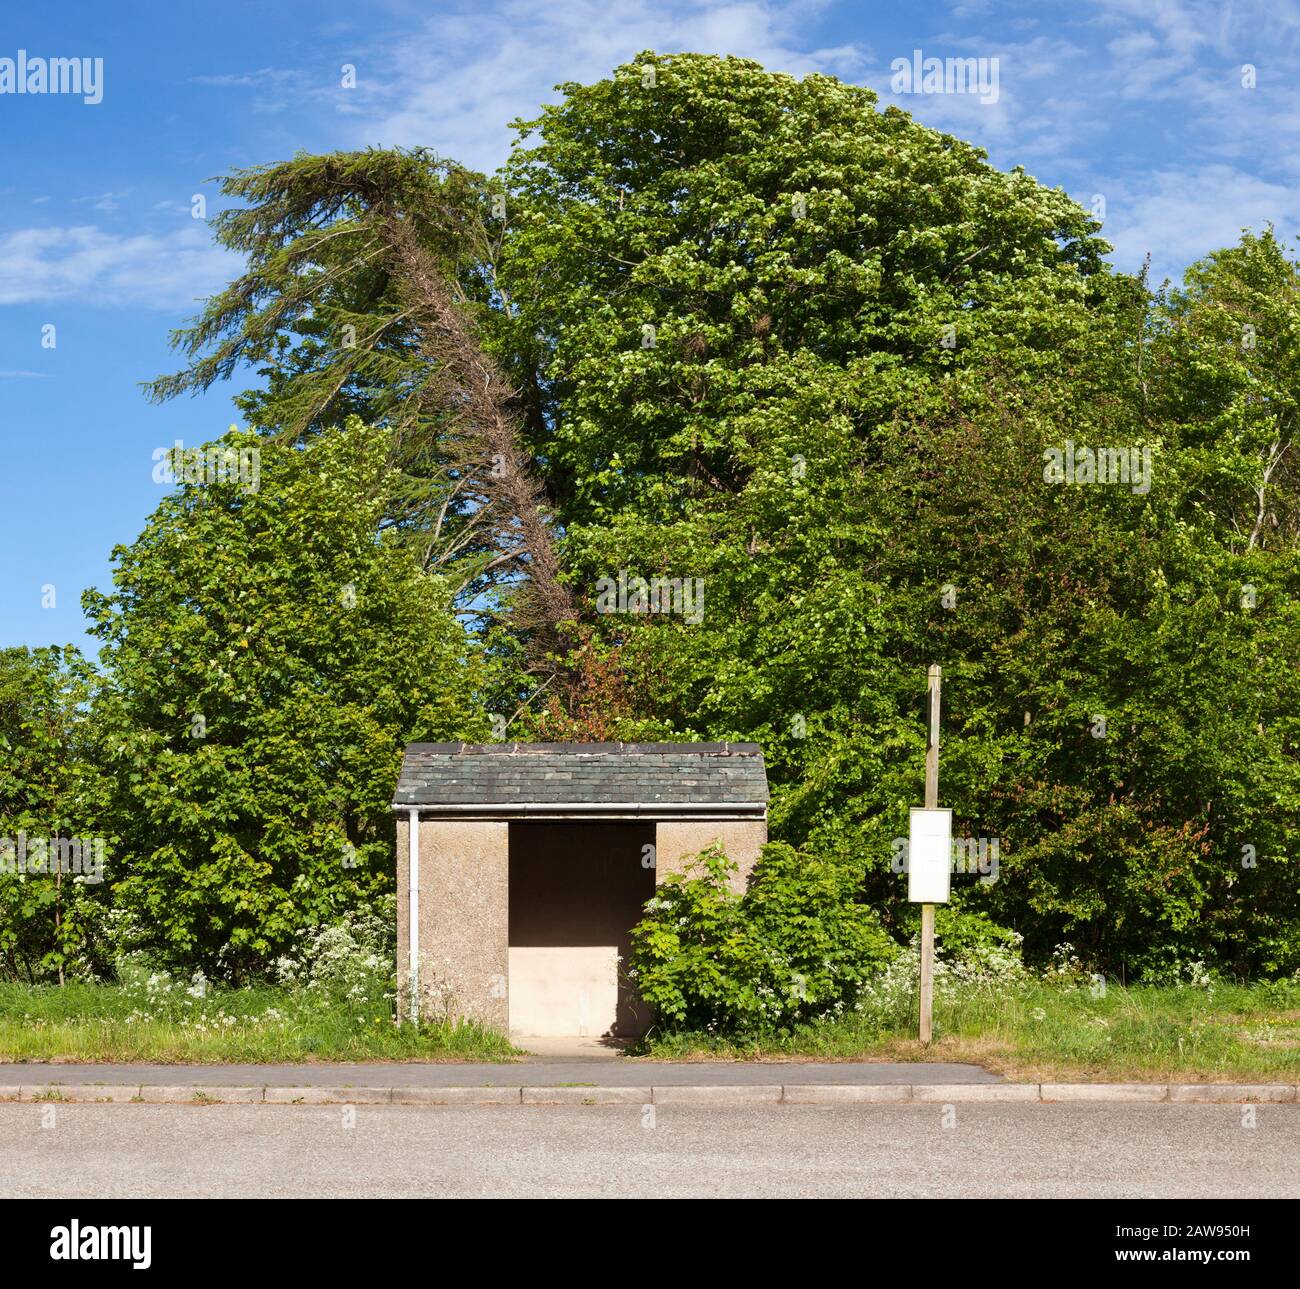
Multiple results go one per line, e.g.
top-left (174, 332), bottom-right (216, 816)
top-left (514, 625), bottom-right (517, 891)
top-left (346, 0), bottom-right (871, 169)
top-left (72, 191), bottom-right (128, 214)
top-left (869, 32), bottom-right (1094, 167)
top-left (1098, 164), bottom-right (1298, 280)
top-left (190, 67), bottom-right (288, 88)
top-left (187, 64), bottom-right (351, 117)
top-left (861, 1), bottom-right (1300, 280)
top-left (12, 0), bottom-right (1300, 313)
top-left (0, 224), bottom-right (240, 309)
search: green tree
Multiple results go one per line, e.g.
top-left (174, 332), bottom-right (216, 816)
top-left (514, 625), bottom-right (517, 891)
top-left (137, 55), bottom-right (1300, 983)
top-left (0, 645), bottom-right (105, 981)
top-left (629, 843), bottom-right (897, 1033)
top-left (147, 150), bottom-right (573, 663)
top-left (498, 50), bottom-right (1111, 527)
top-left (495, 56), bottom-right (1299, 977)
top-left (84, 420), bottom-right (490, 978)
top-left (1150, 227), bottom-right (1300, 553)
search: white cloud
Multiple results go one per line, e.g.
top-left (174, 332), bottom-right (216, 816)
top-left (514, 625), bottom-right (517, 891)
top-left (1098, 165), bottom-right (1299, 281)
top-left (13, 0), bottom-right (1297, 320)
top-left (187, 64), bottom-right (353, 118)
top-left (348, 0), bottom-right (870, 169)
top-left (73, 191), bottom-right (127, 213)
top-left (190, 67), bottom-right (286, 88)
top-left (869, 34), bottom-right (1094, 167)
top-left (0, 224), bottom-right (241, 309)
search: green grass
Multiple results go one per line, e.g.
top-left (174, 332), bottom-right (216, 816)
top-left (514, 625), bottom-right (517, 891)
top-left (636, 979), bottom-right (1300, 1082)
top-left (0, 982), bottom-right (519, 1064)
top-left (9, 976), bottom-right (1298, 1079)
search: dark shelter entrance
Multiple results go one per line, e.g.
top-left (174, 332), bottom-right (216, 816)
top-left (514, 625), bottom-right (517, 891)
top-left (508, 822), bottom-right (655, 1037)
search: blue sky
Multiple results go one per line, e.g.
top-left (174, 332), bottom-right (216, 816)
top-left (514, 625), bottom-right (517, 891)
top-left (3, 0), bottom-right (1298, 653)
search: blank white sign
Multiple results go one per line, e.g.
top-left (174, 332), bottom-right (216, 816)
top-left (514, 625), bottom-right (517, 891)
top-left (908, 807), bottom-right (952, 903)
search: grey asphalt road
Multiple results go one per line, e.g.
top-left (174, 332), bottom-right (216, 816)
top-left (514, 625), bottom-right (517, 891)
top-left (3, 1103), bottom-right (1296, 1198)
top-left (3, 1059), bottom-right (1000, 1086)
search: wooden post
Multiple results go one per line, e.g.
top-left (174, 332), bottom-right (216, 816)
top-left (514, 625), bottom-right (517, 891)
top-left (920, 664), bottom-right (941, 1044)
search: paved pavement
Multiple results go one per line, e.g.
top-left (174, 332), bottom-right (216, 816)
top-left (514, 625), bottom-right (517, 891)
top-left (515, 1035), bottom-right (631, 1060)
top-left (1, 1059), bottom-right (1001, 1086)
top-left (3, 1103), bottom-right (1296, 1197)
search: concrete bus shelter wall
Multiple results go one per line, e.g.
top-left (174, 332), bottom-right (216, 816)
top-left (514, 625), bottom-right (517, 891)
top-left (654, 820), bottom-right (766, 893)
top-left (397, 816), bottom-right (766, 1031)
top-left (397, 818), bottom-right (510, 1031)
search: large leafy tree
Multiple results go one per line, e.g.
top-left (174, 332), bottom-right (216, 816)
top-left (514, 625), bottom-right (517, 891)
top-left (497, 51), bottom-right (1111, 525)
top-left (85, 420), bottom-right (490, 978)
top-left (143, 53), bottom-right (1300, 978)
top-left (1149, 227), bottom-right (1300, 553)
top-left (0, 645), bottom-right (104, 981)
top-left (493, 54), bottom-right (1298, 975)
top-left (488, 49), bottom-right (1126, 775)
top-left (147, 151), bottom-right (572, 664)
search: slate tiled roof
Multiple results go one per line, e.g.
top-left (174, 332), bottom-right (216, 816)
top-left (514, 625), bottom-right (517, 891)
top-left (393, 742), bottom-right (768, 813)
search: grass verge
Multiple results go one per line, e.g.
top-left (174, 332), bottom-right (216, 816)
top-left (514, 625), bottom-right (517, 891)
top-left (636, 980), bottom-right (1300, 1083)
top-left (0, 982), bottom-right (518, 1064)
top-left (9, 978), bottom-right (1299, 1079)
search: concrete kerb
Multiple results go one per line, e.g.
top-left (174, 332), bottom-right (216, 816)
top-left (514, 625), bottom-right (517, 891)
top-left (783, 1084), bottom-right (912, 1103)
top-left (1167, 1083), bottom-right (1296, 1103)
top-left (18, 1084), bottom-right (142, 1103)
top-left (1041, 1083), bottom-right (1170, 1103)
top-left (4, 1082), bottom-right (1297, 1106)
top-left (912, 1083), bottom-right (1041, 1102)
top-left (398, 1086), bottom-right (522, 1105)
top-left (139, 1085), bottom-right (262, 1104)
top-left (654, 1084), bottom-right (783, 1105)
top-left (262, 1086), bottom-right (393, 1105)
